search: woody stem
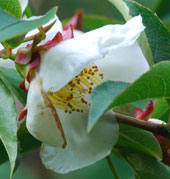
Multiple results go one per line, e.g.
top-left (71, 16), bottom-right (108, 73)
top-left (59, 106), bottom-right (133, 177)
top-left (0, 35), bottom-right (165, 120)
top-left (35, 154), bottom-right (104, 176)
top-left (115, 113), bottom-right (170, 139)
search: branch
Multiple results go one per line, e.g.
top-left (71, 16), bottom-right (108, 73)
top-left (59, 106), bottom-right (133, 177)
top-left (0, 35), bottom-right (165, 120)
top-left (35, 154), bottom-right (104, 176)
top-left (115, 113), bottom-right (170, 139)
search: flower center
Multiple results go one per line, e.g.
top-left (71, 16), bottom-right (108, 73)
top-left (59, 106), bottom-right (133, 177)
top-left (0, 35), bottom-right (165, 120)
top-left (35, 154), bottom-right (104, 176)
top-left (47, 65), bottom-right (103, 114)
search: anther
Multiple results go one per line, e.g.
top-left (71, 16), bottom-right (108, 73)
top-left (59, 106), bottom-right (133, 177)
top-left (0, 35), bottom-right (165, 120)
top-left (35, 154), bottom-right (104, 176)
top-left (48, 64), bottom-right (103, 114)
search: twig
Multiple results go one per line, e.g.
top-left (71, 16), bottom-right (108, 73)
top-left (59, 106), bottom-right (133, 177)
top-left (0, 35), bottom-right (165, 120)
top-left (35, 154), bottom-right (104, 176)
top-left (115, 113), bottom-right (170, 139)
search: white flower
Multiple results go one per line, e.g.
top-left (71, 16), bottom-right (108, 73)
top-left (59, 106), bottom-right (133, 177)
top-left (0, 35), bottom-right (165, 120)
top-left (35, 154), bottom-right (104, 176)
top-left (20, 0), bottom-right (28, 13)
top-left (25, 15), bottom-right (149, 173)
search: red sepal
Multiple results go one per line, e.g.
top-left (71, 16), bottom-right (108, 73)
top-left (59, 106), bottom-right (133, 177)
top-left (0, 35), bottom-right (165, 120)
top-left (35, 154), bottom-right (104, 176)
top-left (63, 25), bottom-right (74, 41)
top-left (135, 100), bottom-right (154, 121)
top-left (63, 9), bottom-right (83, 31)
top-left (19, 51), bottom-right (41, 93)
top-left (29, 51), bottom-right (41, 70)
top-left (154, 134), bottom-right (170, 166)
top-left (18, 107), bottom-right (27, 122)
top-left (38, 32), bottom-right (63, 51)
top-left (15, 44), bottom-right (32, 65)
top-left (19, 80), bottom-right (27, 93)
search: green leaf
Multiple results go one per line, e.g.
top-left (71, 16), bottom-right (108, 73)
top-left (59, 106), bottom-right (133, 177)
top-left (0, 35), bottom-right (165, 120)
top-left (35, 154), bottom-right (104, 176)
top-left (17, 121), bottom-right (41, 154)
top-left (114, 104), bottom-right (135, 117)
top-left (88, 81), bottom-right (129, 131)
top-left (117, 124), bottom-right (162, 160)
top-left (114, 148), bottom-right (170, 179)
top-left (108, 61), bottom-right (170, 110)
top-left (110, 153), bottom-right (135, 179)
top-left (151, 99), bottom-right (170, 122)
top-left (5, 35), bottom-right (25, 49)
top-left (89, 62), bottom-right (170, 126)
top-left (0, 121), bottom-right (41, 166)
top-left (0, 67), bottom-right (26, 105)
top-left (109, 0), bottom-right (154, 67)
top-left (124, 0), bottom-right (170, 64)
top-left (0, 0), bottom-right (21, 18)
top-left (0, 79), bottom-right (17, 178)
top-left (0, 7), bottom-right (57, 42)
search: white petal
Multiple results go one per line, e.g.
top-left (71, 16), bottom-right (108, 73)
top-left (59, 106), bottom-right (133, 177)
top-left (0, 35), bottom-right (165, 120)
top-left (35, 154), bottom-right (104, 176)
top-left (96, 42), bottom-right (149, 83)
top-left (20, 0), bottom-right (28, 13)
top-left (39, 16), bottom-right (145, 92)
top-left (40, 109), bottom-right (118, 173)
top-left (73, 30), bottom-right (83, 37)
top-left (26, 76), bottom-right (64, 147)
top-left (101, 15), bottom-right (145, 55)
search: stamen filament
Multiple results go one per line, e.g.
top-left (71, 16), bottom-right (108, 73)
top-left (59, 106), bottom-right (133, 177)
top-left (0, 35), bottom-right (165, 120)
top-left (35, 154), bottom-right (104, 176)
top-left (48, 65), bottom-right (103, 113)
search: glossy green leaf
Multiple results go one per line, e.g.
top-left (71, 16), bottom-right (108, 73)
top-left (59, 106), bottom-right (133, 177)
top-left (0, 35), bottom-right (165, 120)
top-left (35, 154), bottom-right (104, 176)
top-left (0, 0), bottom-right (21, 18)
top-left (114, 148), bottom-right (170, 179)
top-left (0, 79), bottom-right (17, 178)
top-left (110, 153), bottom-right (135, 179)
top-left (0, 67), bottom-right (23, 89)
top-left (88, 81), bottom-right (129, 131)
top-left (151, 99), bottom-right (170, 123)
top-left (114, 104), bottom-right (135, 117)
top-left (89, 62), bottom-right (170, 127)
top-left (117, 124), bottom-right (162, 160)
top-left (17, 121), bottom-right (41, 155)
top-left (0, 67), bottom-right (26, 105)
top-left (0, 7), bottom-right (57, 42)
top-left (108, 62), bottom-right (170, 110)
top-left (109, 0), bottom-right (154, 67)
top-left (0, 121), bottom-right (41, 166)
top-left (124, 0), bottom-right (170, 64)
top-left (5, 35), bottom-right (25, 49)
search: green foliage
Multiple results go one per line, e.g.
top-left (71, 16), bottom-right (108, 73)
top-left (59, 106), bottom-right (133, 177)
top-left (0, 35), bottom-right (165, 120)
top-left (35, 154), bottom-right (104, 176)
top-left (124, 0), bottom-right (170, 64)
top-left (117, 124), bottom-right (162, 160)
top-left (151, 99), bottom-right (170, 122)
top-left (109, 0), bottom-right (170, 66)
top-left (0, 0), bottom-right (21, 18)
top-left (108, 62), bottom-right (170, 109)
top-left (17, 121), bottom-right (41, 154)
top-left (0, 79), bottom-right (17, 178)
top-left (110, 153), bottom-right (135, 179)
top-left (114, 148), bottom-right (170, 179)
top-left (0, 0), bottom-right (170, 178)
top-left (109, 0), bottom-right (154, 67)
top-left (0, 7), bottom-right (57, 42)
top-left (0, 67), bottom-right (26, 105)
top-left (88, 81), bottom-right (129, 131)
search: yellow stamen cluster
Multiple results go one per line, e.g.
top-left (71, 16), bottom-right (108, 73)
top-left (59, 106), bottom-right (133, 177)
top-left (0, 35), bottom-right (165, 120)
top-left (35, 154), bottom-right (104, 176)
top-left (48, 65), bottom-right (103, 114)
